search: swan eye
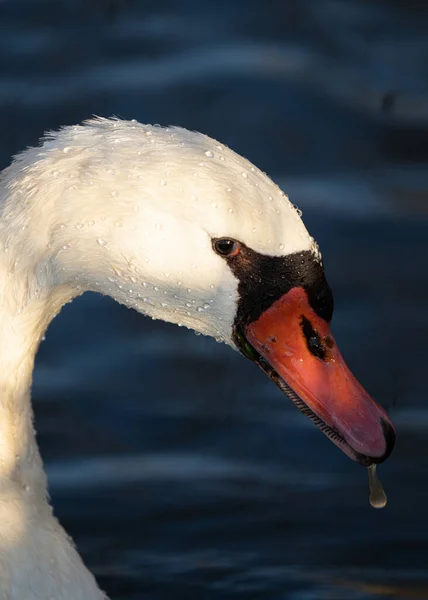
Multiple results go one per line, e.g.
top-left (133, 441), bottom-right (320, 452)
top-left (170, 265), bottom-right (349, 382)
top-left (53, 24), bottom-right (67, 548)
top-left (213, 238), bottom-right (240, 257)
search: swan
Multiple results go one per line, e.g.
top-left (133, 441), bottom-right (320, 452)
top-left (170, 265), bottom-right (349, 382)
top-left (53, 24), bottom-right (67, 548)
top-left (0, 117), bottom-right (395, 599)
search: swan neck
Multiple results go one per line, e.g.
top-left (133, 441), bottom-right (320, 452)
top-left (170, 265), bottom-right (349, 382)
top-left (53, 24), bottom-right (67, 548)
top-left (0, 264), bottom-right (105, 600)
top-left (0, 278), bottom-right (58, 497)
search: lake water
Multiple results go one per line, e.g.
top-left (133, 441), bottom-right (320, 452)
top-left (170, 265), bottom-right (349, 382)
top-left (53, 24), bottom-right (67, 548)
top-left (1, 1), bottom-right (427, 598)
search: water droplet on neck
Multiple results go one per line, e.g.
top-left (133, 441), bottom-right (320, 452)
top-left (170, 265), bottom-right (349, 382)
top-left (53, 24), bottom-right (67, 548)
top-left (97, 238), bottom-right (107, 246)
top-left (111, 190), bottom-right (118, 197)
top-left (160, 180), bottom-right (167, 186)
top-left (204, 150), bottom-right (214, 158)
top-left (368, 464), bottom-right (387, 509)
top-left (211, 202), bottom-right (218, 208)
top-left (241, 172), bottom-right (248, 179)
top-left (279, 243), bottom-right (284, 251)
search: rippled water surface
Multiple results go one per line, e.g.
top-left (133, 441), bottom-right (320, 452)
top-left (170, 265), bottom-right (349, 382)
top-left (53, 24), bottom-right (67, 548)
top-left (1, 1), bottom-right (428, 598)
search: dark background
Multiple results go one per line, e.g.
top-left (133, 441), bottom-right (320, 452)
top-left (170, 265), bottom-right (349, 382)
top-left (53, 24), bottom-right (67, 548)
top-left (1, 1), bottom-right (428, 598)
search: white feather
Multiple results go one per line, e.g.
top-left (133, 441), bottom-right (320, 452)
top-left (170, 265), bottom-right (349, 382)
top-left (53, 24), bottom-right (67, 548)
top-left (0, 118), bottom-right (317, 599)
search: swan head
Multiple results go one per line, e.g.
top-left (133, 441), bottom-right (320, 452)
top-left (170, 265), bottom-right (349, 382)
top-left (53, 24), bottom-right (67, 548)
top-left (1, 117), bottom-right (395, 467)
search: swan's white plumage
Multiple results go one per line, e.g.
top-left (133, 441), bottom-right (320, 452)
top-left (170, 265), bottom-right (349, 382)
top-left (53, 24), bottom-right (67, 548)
top-left (0, 117), bottom-right (317, 341)
top-left (0, 118), bottom-right (318, 599)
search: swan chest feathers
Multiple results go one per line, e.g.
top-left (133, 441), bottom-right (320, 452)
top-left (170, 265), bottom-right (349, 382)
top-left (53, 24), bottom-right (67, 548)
top-left (0, 118), bottom-right (394, 599)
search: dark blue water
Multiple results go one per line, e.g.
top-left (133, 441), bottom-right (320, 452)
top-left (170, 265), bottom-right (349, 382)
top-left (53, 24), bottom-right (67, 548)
top-left (1, 1), bottom-right (428, 598)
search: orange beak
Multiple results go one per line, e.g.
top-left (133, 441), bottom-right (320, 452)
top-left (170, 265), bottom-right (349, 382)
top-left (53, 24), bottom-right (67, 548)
top-left (244, 287), bottom-right (395, 465)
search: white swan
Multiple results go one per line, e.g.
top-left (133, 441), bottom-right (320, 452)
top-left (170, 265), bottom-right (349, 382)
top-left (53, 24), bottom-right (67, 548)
top-left (0, 117), bottom-right (394, 599)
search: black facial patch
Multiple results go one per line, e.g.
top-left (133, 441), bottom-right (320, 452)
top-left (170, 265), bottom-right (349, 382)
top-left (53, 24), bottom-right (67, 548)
top-left (212, 239), bottom-right (333, 328)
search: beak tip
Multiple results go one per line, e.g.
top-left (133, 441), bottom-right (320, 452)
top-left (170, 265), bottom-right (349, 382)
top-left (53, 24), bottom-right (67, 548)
top-left (381, 417), bottom-right (396, 460)
top-left (370, 417), bottom-right (396, 465)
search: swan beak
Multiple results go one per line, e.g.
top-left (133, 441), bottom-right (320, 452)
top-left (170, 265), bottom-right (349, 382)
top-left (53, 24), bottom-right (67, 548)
top-left (245, 287), bottom-right (395, 465)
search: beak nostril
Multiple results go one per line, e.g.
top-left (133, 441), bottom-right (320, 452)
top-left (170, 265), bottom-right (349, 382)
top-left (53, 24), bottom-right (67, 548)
top-left (300, 315), bottom-right (326, 360)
